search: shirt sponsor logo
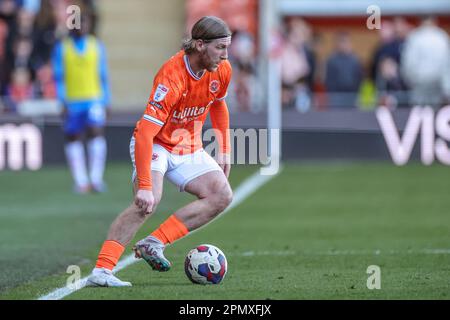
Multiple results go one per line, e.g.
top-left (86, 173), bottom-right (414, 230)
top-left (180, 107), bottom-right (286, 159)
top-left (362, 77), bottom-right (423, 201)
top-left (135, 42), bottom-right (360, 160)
top-left (0, 123), bottom-right (42, 171)
top-left (172, 106), bottom-right (208, 120)
top-left (154, 84), bottom-right (169, 102)
top-left (209, 80), bottom-right (220, 93)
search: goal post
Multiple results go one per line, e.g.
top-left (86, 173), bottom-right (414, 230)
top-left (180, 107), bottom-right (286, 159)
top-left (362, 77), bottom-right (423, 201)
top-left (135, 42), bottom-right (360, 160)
top-left (259, 0), bottom-right (282, 176)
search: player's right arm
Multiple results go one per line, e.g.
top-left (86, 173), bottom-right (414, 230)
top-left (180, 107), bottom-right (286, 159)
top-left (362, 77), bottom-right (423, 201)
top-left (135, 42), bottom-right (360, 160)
top-left (134, 120), bottom-right (161, 213)
top-left (134, 74), bottom-right (180, 213)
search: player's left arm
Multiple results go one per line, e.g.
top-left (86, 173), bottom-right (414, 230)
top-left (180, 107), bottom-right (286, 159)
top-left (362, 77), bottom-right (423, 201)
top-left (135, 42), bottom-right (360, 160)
top-left (210, 61), bottom-right (232, 178)
top-left (210, 99), bottom-right (231, 178)
top-left (209, 100), bottom-right (231, 178)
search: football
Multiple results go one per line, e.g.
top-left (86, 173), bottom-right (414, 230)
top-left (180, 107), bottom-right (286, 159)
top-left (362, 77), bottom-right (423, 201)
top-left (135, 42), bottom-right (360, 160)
top-left (184, 244), bottom-right (227, 285)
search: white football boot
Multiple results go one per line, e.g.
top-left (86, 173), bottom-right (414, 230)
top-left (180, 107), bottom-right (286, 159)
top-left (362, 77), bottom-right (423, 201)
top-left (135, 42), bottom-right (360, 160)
top-left (86, 268), bottom-right (132, 287)
top-left (133, 236), bottom-right (171, 271)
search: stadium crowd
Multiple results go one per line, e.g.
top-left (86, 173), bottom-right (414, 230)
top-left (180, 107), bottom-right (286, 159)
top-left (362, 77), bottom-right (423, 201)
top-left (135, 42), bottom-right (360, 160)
top-left (278, 16), bottom-right (450, 111)
top-left (0, 0), bottom-right (97, 113)
top-left (1, 0), bottom-right (450, 114)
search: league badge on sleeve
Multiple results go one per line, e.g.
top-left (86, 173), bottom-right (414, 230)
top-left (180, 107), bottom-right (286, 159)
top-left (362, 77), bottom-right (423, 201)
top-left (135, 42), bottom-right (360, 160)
top-left (154, 84), bottom-right (169, 102)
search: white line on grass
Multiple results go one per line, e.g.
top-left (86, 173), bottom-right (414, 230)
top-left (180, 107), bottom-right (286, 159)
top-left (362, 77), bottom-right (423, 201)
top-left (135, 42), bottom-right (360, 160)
top-left (38, 167), bottom-right (281, 300)
top-left (37, 254), bottom-right (140, 300)
top-left (238, 249), bottom-right (450, 256)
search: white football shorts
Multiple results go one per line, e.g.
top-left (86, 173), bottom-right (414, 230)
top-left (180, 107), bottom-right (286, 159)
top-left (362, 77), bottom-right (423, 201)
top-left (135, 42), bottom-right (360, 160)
top-left (129, 137), bottom-right (223, 192)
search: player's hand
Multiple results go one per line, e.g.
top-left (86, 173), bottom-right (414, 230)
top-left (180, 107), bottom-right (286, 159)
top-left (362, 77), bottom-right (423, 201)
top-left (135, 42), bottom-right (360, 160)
top-left (217, 153), bottom-right (231, 179)
top-left (134, 189), bottom-right (155, 214)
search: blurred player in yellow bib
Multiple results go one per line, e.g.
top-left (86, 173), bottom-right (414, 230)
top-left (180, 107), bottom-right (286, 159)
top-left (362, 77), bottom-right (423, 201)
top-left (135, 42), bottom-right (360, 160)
top-left (52, 14), bottom-right (110, 194)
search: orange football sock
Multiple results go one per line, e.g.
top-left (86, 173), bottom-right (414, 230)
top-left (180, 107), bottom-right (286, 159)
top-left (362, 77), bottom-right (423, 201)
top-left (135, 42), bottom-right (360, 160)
top-left (151, 215), bottom-right (189, 245)
top-left (95, 240), bottom-right (125, 271)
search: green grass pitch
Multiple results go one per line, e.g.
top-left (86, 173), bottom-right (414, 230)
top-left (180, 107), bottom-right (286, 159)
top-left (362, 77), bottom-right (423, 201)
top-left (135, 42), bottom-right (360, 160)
top-left (0, 162), bottom-right (449, 299)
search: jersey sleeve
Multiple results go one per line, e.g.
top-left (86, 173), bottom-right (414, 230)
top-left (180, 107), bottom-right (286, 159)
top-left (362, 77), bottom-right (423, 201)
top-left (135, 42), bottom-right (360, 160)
top-left (210, 61), bottom-right (232, 154)
top-left (216, 60), bottom-right (232, 101)
top-left (143, 72), bottom-right (181, 126)
top-left (134, 72), bottom-right (181, 190)
top-left (209, 99), bottom-right (230, 154)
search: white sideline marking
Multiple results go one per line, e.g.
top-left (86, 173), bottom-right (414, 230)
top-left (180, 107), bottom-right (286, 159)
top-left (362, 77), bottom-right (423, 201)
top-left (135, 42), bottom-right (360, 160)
top-left (37, 254), bottom-right (139, 300)
top-left (238, 249), bottom-right (450, 256)
top-left (167, 248), bottom-right (450, 258)
top-left (38, 168), bottom-right (281, 300)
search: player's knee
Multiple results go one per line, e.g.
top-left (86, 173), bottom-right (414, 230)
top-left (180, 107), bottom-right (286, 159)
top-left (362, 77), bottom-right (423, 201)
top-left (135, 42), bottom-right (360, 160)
top-left (214, 185), bottom-right (233, 213)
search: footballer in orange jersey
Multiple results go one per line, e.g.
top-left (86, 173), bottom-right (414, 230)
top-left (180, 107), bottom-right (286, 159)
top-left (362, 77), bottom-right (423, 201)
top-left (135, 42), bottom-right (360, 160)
top-left (87, 16), bottom-right (233, 287)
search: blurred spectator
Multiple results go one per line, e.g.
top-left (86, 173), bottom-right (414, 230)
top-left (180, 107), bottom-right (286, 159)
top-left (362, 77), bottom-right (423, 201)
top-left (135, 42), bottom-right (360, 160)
top-left (325, 32), bottom-right (363, 108)
top-left (0, 0), bottom-right (19, 96)
top-left (33, 62), bottom-right (55, 98)
top-left (22, 0), bottom-right (41, 15)
top-left (228, 30), bottom-right (257, 112)
top-left (281, 18), bottom-right (315, 112)
top-left (370, 20), bottom-right (395, 81)
top-left (289, 18), bottom-right (316, 92)
top-left (1, 0), bottom-right (38, 105)
top-left (371, 17), bottom-right (410, 80)
top-left (0, 17), bottom-right (8, 95)
top-left (390, 17), bottom-right (410, 65)
top-left (376, 56), bottom-right (407, 109)
top-left (0, 0), bottom-right (17, 16)
top-left (371, 18), bottom-right (410, 109)
top-left (16, 4), bottom-right (35, 36)
top-left (0, 0), bottom-right (101, 114)
top-left (84, 0), bottom-right (99, 36)
top-left (5, 66), bottom-right (34, 111)
top-left (443, 61), bottom-right (450, 104)
top-left (30, 0), bottom-right (59, 71)
top-left (0, 18), bottom-right (7, 59)
top-left (2, 34), bottom-right (34, 108)
top-left (12, 35), bottom-right (33, 68)
top-left (401, 16), bottom-right (450, 107)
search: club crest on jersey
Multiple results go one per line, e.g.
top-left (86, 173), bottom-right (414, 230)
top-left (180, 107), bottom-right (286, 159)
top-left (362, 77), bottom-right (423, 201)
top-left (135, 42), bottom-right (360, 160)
top-left (152, 153), bottom-right (159, 161)
top-left (209, 80), bottom-right (220, 93)
top-left (154, 84), bottom-right (169, 102)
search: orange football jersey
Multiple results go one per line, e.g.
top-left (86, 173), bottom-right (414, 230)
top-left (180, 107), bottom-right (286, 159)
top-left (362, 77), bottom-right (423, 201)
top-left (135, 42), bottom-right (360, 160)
top-left (133, 50), bottom-right (232, 190)
top-left (134, 50), bottom-right (232, 155)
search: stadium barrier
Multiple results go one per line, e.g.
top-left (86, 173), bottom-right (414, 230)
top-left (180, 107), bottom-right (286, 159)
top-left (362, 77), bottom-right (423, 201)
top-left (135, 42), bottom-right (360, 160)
top-left (1, 106), bottom-right (449, 171)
